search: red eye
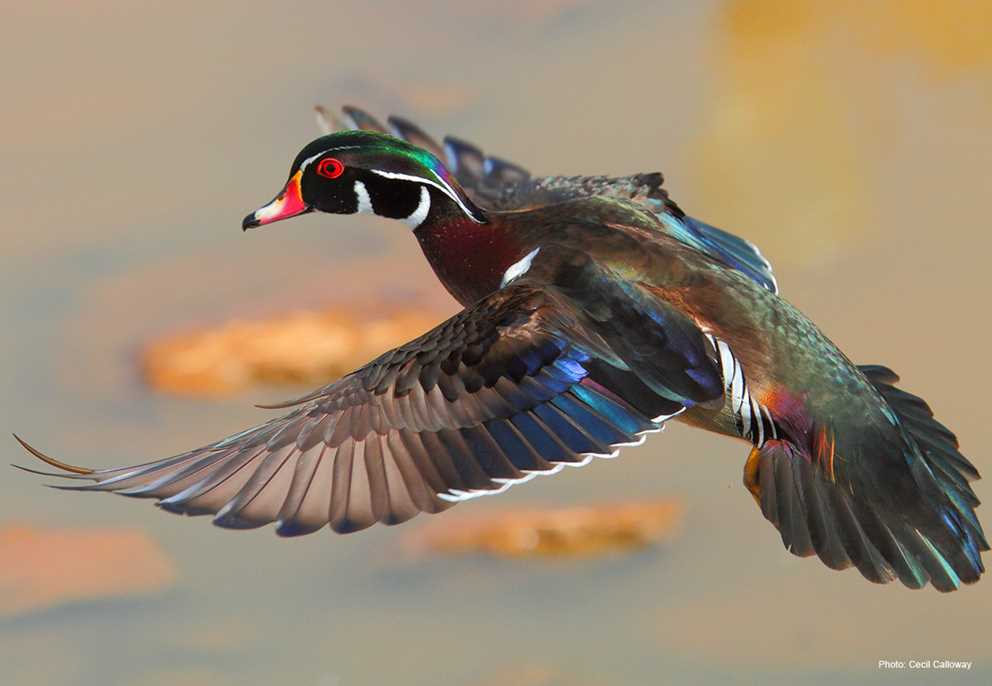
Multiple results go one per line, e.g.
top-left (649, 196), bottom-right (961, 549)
top-left (316, 157), bottom-right (345, 179)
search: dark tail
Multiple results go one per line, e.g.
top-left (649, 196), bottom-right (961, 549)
top-left (748, 364), bottom-right (986, 591)
top-left (859, 365), bottom-right (987, 588)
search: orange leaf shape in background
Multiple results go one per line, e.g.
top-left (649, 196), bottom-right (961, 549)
top-left (406, 501), bottom-right (682, 559)
top-left (141, 308), bottom-right (438, 396)
top-left (0, 524), bottom-right (176, 618)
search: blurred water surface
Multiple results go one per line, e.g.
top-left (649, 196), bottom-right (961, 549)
top-left (2, 1), bottom-right (991, 684)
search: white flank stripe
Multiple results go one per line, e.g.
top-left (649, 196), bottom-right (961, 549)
top-left (717, 340), bottom-right (736, 390)
top-left (735, 380), bottom-right (748, 415)
top-left (729, 360), bottom-right (746, 430)
top-left (739, 386), bottom-right (753, 437)
top-left (762, 405), bottom-right (778, 439)
top-left (714, 336), bottom-right (775, 443)
top-left (750, 395), bottom-right (764, 446)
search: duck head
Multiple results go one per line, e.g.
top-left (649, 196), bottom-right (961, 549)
top-left (242, 130), bottom-right (486, 230)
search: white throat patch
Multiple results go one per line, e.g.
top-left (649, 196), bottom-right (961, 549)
top-left (353, 180), bottom-right (374, 214)
top-left (403, 186), bottom-right (431, 229)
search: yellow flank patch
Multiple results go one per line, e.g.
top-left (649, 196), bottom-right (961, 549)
top-left (743, 446), bottom-right (762, 503)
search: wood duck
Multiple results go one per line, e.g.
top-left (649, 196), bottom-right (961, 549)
top-left (16, 106), bottom-right (985, 592)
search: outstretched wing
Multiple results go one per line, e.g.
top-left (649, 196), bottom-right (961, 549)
top-left (317, 105), bottom-right (778, 293)
top-left (17, 260), bottom-right (723, 537)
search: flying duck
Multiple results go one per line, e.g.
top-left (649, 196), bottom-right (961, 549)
top-left (15, 106), bottom-right (986, 592)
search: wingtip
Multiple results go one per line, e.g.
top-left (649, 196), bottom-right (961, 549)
top-left (253, 401), bottom-right (295, 410)
top-left (11, 433), bottom-right (94, 475)
top-left (10, 462), bottom-right (91, 480)
top-left (314, 104), bottom-right (342, 135)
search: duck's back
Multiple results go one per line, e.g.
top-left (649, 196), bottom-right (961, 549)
top-left (320, 105), bottom-right (779, 294)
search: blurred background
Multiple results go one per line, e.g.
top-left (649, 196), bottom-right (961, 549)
top-left (2, 1), bottom-right (991, 684)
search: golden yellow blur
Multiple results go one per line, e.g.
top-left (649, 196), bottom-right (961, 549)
top-left (406, 501), bottom-right (682, 559)
top-left (0, 524), bottom-right (175, 618)
top-left (688, 0), bottom-right (992, 264)
top-left (142, 307), bottom-right (439, 396)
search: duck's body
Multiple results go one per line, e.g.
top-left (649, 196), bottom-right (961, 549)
top-left (16, 107), bottom-right (985, 592)
top-left (415, 193), bottom-right (864, 445)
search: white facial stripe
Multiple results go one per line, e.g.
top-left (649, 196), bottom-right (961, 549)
top-left (353, 180), bottom-right (374, 214)
top-left (403, 186), bottom-right (431, 229)
top-left (300, 152), bottom-right (322, 173)
top-left (500, 247), bottom-right (541, 287)
top-left (370, 169), bottom-right (483, 223)
top-left (299, 146), bottom-right (363, 173)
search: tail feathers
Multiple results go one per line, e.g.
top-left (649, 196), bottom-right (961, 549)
top-left (748, 367), bottom-right (985, 591)
top-left (860, 364), bottom-right (988, 556)
top-left (754, 439), bottom-right (983, 591)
